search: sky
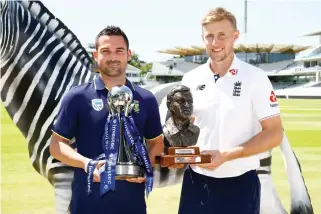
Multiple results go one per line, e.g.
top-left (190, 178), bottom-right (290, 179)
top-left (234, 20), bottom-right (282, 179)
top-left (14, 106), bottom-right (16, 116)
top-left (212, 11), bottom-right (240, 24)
top-left (41, 0), bottom-right (321, 62)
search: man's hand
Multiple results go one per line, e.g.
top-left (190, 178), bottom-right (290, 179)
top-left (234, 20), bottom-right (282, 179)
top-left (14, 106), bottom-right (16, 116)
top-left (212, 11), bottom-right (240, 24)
top-left (191, 150), bottom-right (226, 170)
top-left (126, 177), bottom-right (146, 183)
top-left (146, 135), bottom-right (164, 167)
top-left (169, 164), bottom-right (185, 169)
top-left (161, 163), bottom-right (186, 169)
top-left (93, 160), bottom-right (106, 182)
top-left (190, 115), bottom-right (195, 124)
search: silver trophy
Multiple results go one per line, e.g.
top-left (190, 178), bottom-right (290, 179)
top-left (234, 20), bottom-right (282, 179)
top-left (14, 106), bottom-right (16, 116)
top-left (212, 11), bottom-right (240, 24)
top-left (101, 85), bottom-right (144, 180)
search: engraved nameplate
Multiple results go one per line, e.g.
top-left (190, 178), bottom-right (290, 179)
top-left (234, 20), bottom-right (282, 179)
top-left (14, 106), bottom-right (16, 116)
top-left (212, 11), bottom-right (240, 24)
top-left (175, 148), bottom-right (195, 155)
top-left (174, 156), bottom-right (201, 163)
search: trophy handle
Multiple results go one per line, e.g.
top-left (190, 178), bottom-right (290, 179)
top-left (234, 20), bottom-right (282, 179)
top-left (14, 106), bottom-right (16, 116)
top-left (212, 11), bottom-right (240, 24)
top-left (125, 103), bottom-right (135, 117)
top-left (106, 102), bottom-right (115, 116)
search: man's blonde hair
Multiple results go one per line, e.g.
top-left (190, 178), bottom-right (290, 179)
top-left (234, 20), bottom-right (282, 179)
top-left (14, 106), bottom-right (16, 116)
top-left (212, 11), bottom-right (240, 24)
top-left (201, 7), bottom-right (237, 30)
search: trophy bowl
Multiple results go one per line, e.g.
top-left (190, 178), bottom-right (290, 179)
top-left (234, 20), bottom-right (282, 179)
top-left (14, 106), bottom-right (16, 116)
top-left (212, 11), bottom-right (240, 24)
top-left (108, 85), bottom-right (133, 111)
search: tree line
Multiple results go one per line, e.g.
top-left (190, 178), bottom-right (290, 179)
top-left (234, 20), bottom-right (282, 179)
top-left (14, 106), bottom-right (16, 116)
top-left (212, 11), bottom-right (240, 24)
top-left (128, 52), bottom-right (152, 76)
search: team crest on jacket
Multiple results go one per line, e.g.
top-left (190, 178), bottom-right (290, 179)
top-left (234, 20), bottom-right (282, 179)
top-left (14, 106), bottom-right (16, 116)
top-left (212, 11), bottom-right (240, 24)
top-left (133, 100), bottom-right (140, 113)
top-left (92, 99), bottom-right (104, 111)
top-left (233, 81), bottom-right (242, 96)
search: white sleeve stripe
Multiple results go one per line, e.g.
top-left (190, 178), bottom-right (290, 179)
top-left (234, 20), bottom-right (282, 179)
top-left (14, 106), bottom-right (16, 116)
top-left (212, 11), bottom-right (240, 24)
top-left (259, 113), bottom-right (280, 122)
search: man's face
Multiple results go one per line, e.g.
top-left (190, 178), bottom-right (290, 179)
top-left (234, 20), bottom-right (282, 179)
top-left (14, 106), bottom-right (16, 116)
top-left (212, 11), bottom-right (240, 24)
top-left (171, 91), bottom-right (193, 120)
top-left (93, 35), bottom-right (131, 77)
top-left (202, 20), bottom-right (239, 62)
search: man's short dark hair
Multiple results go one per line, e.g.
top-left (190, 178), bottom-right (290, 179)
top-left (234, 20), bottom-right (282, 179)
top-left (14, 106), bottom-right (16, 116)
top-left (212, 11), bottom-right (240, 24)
top-left (95, 25), bottom-right (129, 50)
top-left (167, 85), bottom-right (191, 109)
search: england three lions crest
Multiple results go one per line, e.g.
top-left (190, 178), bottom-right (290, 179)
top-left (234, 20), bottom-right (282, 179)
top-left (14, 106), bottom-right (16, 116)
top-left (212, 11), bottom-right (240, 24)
top-left (233, 81), bottom-right (242, 97)
top-left (92, 99), bottom-right (104, 111)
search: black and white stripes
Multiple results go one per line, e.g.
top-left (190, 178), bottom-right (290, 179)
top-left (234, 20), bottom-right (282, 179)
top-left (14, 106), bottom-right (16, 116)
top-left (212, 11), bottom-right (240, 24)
top-left (0, 0), bottom-right (96, 180)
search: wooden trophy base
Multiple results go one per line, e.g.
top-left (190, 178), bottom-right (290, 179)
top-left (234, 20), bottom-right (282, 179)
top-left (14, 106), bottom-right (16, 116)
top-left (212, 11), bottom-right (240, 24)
top-left (155, 147), bottom-right (212, 167)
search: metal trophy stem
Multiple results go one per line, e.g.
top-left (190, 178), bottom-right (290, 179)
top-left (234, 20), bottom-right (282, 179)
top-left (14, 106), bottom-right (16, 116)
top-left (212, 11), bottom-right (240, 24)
top-left (115, 111), bottom-right (143, 179)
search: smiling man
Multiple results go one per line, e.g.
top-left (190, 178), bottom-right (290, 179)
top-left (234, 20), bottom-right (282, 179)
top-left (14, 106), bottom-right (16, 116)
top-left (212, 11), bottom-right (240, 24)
top-left (174, 7), bottom-right (284, 214)
top-left (50, 26), bottom-right (164, 214)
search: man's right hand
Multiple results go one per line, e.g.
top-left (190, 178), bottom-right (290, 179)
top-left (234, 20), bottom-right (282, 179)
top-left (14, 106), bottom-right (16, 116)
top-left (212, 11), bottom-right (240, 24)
top-left (92, 160), bottom-right (106, 182)
top-left (190, 115), bottom-right (195, 124)
top-left (169, 164), bottom-right (186, 169)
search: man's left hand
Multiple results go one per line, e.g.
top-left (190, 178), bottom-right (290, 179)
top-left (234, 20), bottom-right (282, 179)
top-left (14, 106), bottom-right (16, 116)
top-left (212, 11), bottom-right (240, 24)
top-left (191, 150), bottom-right (227, 170)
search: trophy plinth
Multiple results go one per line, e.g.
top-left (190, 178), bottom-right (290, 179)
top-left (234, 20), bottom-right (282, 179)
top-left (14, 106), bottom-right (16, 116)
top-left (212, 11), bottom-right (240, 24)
top-left (167, 146), bottom-right (199, 155)
top-left (99, 162), bottom-right (144, 180)
top-left (115, 163), bottom-right (144, 180)
top-left (155, 147), bottom-right (212, 166)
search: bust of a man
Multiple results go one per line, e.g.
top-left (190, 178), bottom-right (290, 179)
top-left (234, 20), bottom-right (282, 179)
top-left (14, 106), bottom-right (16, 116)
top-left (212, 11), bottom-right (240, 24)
top-left (163, 85), bottom-right (200, 147)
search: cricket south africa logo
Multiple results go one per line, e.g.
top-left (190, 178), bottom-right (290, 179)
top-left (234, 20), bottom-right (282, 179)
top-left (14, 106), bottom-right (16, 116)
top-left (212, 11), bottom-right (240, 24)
top-left (91, 99), bottom-right (104, 111)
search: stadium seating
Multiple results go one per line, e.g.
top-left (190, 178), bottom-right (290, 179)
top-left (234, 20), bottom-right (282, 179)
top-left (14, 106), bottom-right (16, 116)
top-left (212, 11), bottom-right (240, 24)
top-left (151, 60), bottom-right (200, 76)
top-left (257, 60), bottom-right (294, 72)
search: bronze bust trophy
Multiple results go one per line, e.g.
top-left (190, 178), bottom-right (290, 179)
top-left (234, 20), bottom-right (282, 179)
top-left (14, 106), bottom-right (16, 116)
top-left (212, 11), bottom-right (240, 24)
top-left (156, 85), bottom-right (211, 167)
top-left (163, 85), bottom-right (199, 147)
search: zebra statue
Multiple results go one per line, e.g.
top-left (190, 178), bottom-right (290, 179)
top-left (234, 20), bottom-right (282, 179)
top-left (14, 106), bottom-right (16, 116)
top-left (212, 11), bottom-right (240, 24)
top-left (0, 1), bottom-right (314, 214)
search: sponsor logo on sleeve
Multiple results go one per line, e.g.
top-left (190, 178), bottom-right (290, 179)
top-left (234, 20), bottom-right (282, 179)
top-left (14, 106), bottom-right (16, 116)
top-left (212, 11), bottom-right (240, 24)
top-left (270, 91), bottom-right (278, 107)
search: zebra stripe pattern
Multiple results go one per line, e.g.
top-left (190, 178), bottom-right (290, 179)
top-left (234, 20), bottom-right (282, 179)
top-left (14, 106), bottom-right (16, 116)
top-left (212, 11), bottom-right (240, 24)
top-left (0, 1), bottom-right (313, 214)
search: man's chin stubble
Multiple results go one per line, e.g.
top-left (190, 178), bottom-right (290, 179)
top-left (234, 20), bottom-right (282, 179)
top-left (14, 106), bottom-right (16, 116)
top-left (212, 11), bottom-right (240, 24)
top-left (101, 69), bottom-right (123, 77)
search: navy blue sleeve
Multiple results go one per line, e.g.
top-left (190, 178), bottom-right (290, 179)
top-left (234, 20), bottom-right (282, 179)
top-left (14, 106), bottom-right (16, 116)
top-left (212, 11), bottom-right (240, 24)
top-left (144, 94), bottom-right (163, 140)
top-left (51, 87), bottom-right (78, 140)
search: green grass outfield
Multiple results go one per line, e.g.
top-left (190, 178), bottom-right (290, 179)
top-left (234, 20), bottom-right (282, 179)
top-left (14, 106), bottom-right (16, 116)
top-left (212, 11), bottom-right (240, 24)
top-left (1, 99), bottom-right (321, 214)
